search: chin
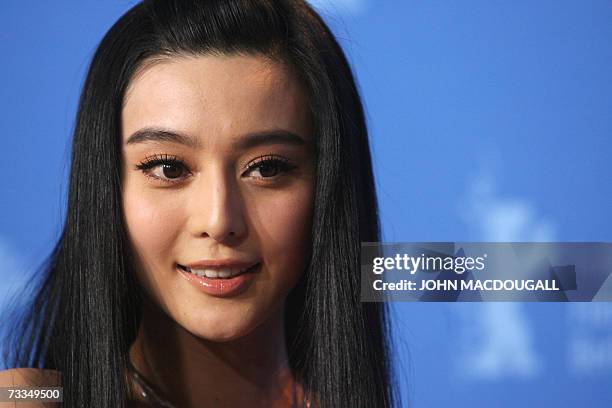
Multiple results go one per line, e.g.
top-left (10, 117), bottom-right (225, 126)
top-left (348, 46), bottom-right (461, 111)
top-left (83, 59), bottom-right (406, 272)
top-left (194, 328), bottom-right (248, 343)
top-left (179, 309), bottom-right (261, 343)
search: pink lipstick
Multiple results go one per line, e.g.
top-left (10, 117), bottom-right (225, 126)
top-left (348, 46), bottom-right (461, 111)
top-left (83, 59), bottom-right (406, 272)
top-left (177, 261), bottom-right (260, 298)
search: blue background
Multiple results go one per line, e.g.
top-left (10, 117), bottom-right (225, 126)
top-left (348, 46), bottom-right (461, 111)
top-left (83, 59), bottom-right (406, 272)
top-left (1, 1), bottom-right (611, 406)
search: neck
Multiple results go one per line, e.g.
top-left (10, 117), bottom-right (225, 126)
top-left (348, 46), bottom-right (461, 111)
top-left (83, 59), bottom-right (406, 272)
top-left (128, 297), bottom-right (300, 407)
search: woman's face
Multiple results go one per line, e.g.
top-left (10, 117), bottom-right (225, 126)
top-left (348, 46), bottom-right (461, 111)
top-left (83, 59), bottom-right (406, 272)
top-left (121, 54), bottom-right (314, 341)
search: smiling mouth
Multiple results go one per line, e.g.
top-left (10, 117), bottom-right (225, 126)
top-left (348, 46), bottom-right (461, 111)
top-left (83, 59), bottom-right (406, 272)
top-left (177, 263), bottom-right (260, 279)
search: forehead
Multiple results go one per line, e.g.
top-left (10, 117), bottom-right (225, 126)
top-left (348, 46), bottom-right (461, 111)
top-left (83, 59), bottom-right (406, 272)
top-left (121, 53), bottom-right (311, 145)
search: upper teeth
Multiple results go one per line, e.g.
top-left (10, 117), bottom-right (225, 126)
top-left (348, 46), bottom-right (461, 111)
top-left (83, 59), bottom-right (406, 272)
top-left (185, 266), bottom-right (252, 279)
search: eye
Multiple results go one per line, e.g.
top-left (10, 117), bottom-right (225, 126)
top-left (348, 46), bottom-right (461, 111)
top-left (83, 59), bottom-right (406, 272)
top-left (136, 154), bottom-right (191, 184)
top-left (243, 155), bottom-right (296, 179)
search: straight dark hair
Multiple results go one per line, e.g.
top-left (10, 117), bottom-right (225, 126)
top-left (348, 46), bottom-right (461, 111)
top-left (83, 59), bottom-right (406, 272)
top-left (3, 1), bottom-right (398, 406)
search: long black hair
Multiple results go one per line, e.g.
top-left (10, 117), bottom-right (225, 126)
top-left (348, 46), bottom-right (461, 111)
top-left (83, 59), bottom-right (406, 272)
top-left (3, 1), bottom-right (398, 406)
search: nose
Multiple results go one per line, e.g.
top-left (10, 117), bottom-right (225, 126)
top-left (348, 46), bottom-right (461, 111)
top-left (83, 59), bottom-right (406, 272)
top-left (186, 166), bottom-right (247, 243)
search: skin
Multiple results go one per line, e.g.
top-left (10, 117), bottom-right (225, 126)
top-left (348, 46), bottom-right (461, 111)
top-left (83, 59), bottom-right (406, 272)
top-left (121, 53), bottom-right (315, 407)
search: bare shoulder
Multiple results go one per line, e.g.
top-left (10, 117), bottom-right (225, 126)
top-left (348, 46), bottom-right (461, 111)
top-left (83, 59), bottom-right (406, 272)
top-left (0, 368), bottom-right (61, 387)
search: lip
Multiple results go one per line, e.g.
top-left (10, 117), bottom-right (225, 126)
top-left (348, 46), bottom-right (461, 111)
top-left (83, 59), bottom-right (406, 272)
top-left (182, 259), bottom-right (259, 269)
top-left (177, 262), bottom-right (261, 298)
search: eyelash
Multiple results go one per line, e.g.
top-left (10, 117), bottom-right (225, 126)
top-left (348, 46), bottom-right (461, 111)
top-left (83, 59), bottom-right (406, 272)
top-left (246, 154), bottom-right (296, 180)
top-left (135, 153), bottom-right (296, 185)
top-left (135, 154), bottom-right (190, 184)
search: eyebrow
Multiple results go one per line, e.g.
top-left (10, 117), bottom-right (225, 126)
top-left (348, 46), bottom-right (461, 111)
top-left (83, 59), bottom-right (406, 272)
top-left (125, 127), bottom-right (308, 149)
top-left (126, 128), bottom-right (200, 148)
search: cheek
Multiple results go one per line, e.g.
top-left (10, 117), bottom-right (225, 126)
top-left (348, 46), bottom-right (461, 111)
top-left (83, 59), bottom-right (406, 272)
top-left (122, 185), bottom-right (184, 269)
top-left (248, 184), bottom-right (314, 286)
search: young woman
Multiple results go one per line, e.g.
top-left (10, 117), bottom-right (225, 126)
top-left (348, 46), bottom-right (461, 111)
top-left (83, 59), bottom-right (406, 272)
top-left (1, 1), bottom-right (397, 407)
